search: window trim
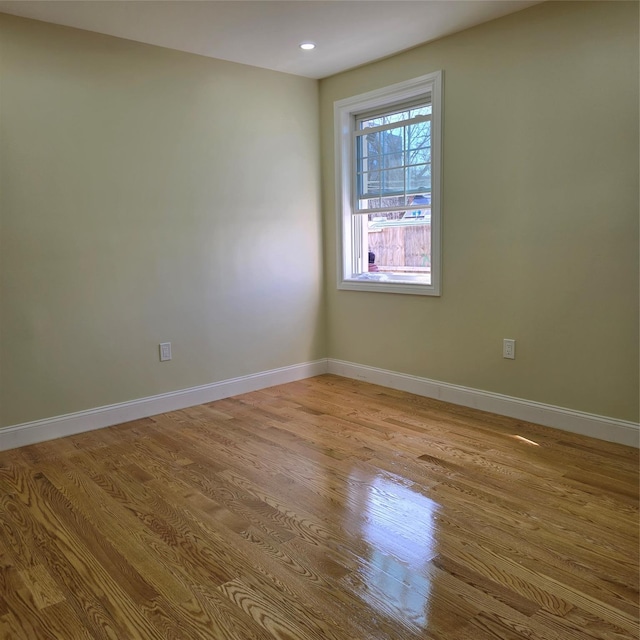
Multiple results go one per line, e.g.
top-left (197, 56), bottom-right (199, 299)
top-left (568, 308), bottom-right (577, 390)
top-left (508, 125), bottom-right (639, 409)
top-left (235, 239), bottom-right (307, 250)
top-left (334, 71), bottom-right (443, 296)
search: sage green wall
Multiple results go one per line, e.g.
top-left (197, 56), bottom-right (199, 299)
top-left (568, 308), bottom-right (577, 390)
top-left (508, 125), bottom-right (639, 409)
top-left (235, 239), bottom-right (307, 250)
top-left (320, 2), bottom-right (639, 422)
top-left (2, 3), bottom-right (638, 431)
top-left (0, 14), bottom-right (324, 427)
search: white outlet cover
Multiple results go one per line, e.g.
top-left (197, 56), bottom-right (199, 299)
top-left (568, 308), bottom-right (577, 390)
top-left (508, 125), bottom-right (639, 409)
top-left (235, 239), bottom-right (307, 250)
top-left (160, 342), bottom-right (172, 361)
top-left (503, 339), bottom-right (515, 360)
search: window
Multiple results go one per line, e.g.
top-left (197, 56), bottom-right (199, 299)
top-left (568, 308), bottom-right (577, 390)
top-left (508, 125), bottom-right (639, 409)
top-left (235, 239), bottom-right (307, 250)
top-left (334, 72), bottom-right (442, 295)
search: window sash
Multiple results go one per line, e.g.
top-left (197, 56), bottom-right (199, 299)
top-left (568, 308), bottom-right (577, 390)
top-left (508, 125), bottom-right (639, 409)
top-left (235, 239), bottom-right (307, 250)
top-left (354, 110), bottom-right (432, 213)
top-left (354, 113), bottom-right (431, 137)
top-left (352, 203), bottom-right (431, 216)
top-left (355, 96), bottom-right (432, 125)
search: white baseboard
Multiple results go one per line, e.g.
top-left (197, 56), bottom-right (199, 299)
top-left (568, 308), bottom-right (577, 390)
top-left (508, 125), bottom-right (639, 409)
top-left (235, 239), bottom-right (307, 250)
top-left (0, 360), bottom-right (329, 452)
top-left (327, 359), bottom-right (640, 448)
top-left (3, 357), bottom-right (637, 451)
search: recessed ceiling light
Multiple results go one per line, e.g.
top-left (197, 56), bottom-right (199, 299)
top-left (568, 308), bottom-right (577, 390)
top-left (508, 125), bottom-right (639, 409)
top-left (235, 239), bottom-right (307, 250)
top-left (299, 42), bottom-right (316, 51)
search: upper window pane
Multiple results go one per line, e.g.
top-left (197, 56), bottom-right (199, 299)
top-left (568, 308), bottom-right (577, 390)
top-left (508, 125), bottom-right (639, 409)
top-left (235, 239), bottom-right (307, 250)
top-left (356, 104), bottom-right (432, 211)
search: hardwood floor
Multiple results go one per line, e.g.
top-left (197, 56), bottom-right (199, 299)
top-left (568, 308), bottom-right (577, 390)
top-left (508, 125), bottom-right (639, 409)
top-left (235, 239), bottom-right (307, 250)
top-left (0, 374), bottom-right (637, 639)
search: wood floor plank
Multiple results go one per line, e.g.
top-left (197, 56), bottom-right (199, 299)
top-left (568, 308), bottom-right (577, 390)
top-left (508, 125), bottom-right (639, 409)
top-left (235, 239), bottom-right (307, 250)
top-left (43, 458), bottom-right (275, 640)
top-left (0, 375), bottom-right (637, 639)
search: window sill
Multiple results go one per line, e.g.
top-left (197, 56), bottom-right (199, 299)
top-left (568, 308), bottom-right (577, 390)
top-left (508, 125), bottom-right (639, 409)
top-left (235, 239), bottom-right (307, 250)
top-left (338, 276), bottom-right (440, 296)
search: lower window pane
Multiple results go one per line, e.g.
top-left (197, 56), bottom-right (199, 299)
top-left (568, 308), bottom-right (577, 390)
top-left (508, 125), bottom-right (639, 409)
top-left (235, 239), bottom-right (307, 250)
top-left (363, 210), bottom-right (431, 284)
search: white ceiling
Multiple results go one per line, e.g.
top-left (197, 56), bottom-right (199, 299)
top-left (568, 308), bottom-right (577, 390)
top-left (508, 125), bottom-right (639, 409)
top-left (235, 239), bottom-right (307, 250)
top-left (0, 0), bottom-right (542, 79)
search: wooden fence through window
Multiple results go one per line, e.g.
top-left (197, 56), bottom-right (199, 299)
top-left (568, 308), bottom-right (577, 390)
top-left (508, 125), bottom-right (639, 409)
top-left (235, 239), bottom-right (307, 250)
top-left (368, 224), bottom-right (431, 272)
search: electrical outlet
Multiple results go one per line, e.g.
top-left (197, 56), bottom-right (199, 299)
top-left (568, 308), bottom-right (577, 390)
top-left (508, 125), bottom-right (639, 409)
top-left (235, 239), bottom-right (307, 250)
top-left (503, 338), bottom-right (515, 360)
top-left (159, 342), bottom-right (172, 362)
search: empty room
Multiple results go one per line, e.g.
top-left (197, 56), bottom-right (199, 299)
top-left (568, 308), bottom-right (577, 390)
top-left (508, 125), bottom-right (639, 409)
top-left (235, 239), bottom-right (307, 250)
top-left (0, 1), bottom-right (638, 639)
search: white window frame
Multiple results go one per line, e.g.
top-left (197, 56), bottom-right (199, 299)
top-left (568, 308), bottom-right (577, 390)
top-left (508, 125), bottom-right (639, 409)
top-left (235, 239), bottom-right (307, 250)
top-left (334, 71), bottom-right (443, 296)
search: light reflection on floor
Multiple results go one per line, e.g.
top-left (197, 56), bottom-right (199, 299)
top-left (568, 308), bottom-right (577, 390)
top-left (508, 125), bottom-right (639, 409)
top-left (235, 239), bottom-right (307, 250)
top-left (350, 471), bottom-right (439, 630)
top-left (510, 434), bottom-right (540, 446)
